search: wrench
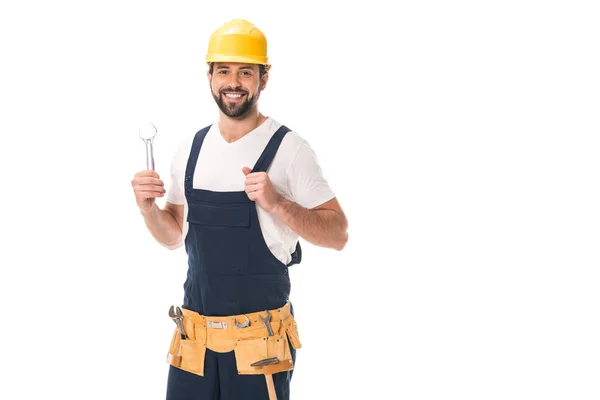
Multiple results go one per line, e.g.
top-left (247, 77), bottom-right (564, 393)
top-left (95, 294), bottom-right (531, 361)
top-left (256, 310), bottom-right (278, 400)
top-left (259, 310), bottom-right (274, 336)
top-left (175, 307), bottom-right (189, 339)
top-left (169, 305), bottom-right (188, 339)
top-left (234, 315), bottom-right (250, 329)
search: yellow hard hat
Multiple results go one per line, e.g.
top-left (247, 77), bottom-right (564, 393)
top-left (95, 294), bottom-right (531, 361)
top-left (206, 19), bottom-right (270, 68)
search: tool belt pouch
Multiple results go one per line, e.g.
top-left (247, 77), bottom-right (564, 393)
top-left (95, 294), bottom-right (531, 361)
top-left (234, 313), bottom-right (302, 375)
top-left (166, 320), bottom-right (207, 376)
top-left (234, 334), bottom-right (293, 375)
top-left (283, 315), bottom-right (302, 350)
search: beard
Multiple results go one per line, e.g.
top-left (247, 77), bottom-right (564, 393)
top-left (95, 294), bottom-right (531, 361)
top-left (212, 86), bottom-right (261, 118)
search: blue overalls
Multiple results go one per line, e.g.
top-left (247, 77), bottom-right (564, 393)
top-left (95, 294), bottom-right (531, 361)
top-left (166, 124), bottom-right (301, 400)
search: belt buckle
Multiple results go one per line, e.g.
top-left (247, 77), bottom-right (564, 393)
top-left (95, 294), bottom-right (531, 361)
top-left (207, 320), bottom-right (228, 329)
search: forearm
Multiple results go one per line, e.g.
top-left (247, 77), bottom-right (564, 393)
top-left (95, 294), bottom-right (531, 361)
top-left (140, 203), bottom-right (183, 249)
top-left (272, 198), bottom-right (348, 251)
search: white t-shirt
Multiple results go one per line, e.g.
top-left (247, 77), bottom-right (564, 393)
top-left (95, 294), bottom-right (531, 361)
top-left (167, 117), bottom-right (335, 265)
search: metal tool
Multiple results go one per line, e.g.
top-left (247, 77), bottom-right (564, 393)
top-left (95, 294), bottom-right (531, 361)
top-left (259, 310), bottom-right (274, 336)
top-left (256, 310), bottom-right (278, 400)
top-left (251, 357), bottom-right (279, 367)
top-left (169, 305), bottom-right (188, 340)
top-left (176, 306), bottom-right (186, 322)
top-left (139, 122), bottom-right (157, 170)
top-left (234, 315), bottom-right (250, 329)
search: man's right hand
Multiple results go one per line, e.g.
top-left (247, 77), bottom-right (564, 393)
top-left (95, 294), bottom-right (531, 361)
top-left (131, 170), bottom-right (166, 214)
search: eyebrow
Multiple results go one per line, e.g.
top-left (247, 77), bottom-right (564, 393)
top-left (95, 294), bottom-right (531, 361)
top-left (215, 65), bottom-right (254, 71)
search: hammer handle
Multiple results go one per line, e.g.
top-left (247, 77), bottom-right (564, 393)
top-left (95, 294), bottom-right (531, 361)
top-left (265, 374), bottom-right (277, 400)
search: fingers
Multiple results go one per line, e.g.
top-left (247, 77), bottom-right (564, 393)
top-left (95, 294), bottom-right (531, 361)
top-left (137, 190), bottom-right (165, 198)
top-left (242, 166), bottom-right (252, 176)
top-left (133, 185), bottom-right (165, 197)
top-left (133, 176), bottom-right (164, 187)
top-left (244, 183), bottom-right (261, 194)
top-left (246, 191), bottom-right (258, 201)
top-left (132, 170), bottom-right (164, 188)
top-left (244, 172), bottom-right (267, 186)
top-left (134, 170), bottom-right (161, 179)
top-left (132, 170), bottom-right (166, 198)
top-left (133, 182), bottom-right (165, 194)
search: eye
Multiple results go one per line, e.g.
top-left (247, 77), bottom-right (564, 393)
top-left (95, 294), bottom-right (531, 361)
top-left (218, 70), bottom-right (228, 75)
top-left (241, 71), bottom-right (252, 77)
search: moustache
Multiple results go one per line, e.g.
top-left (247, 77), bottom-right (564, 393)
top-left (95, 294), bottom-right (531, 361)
top-left (219, 88), bottom-right (249, 95)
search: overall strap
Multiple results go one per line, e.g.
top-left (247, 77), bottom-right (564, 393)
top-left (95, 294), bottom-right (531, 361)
top-left (250, 124), bottom-right (302, 266)
top-left (251, 125), bottom-right (291, 173)
top-left (184, 125), bottom-right (212, 191)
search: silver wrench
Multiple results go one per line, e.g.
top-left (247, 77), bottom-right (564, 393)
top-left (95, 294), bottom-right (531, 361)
top-left (234, 314), bottom-right (250, 329)
top-left (259, 310), bottom-right (274, 336)
top-left (139, 122), bottom-right (157, 170)
top-left (169, 305), bottom-right (188, 339)
top-left (255, 310), bottom-right (279, 400)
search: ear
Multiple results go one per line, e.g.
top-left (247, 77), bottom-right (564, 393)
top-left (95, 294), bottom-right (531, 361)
top-left (260, 73), bottom-right (269, 91)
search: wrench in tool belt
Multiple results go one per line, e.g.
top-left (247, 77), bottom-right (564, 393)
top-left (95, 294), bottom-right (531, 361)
top-left (169, 305), bottom-right (188, 339)
top-left (259, 310), bottom-right (274, 336)
top-left (256, 310), bottom-right (278, 400)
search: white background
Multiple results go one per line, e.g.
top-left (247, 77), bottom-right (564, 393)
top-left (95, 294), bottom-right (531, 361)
top-left (1, 1), bottom-right (599, 399)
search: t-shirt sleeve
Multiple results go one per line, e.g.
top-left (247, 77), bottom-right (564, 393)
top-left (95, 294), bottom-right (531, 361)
top-left (287, 140), bottom-right (336, 209)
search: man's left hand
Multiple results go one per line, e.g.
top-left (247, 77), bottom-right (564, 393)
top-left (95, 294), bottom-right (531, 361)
top-left (242, 167), bottom-right (281, 213)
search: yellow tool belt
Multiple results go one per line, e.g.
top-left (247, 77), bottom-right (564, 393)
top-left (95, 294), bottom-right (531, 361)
top-left (166, 301), bottom-right (302, 377)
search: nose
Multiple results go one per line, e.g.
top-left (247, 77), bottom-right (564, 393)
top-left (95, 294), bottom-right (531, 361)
top-left (226, 73), bottom-right (242, 89)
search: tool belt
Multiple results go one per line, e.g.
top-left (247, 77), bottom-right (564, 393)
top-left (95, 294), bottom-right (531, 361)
top-left (166, 301), bottom-right (302, 377)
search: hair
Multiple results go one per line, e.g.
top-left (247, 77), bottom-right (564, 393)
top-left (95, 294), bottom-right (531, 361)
top-left (208, 63), bottom-right (268, 79)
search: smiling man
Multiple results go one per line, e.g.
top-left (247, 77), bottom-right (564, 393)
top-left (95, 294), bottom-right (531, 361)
top-left (131, 18), bottom-right (348, 400)
top-left (211, 63), bottom-right (268, 118)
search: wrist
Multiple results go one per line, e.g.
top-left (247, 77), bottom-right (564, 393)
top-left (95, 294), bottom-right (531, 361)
top-left (271, 196), bottom-right (285, 215)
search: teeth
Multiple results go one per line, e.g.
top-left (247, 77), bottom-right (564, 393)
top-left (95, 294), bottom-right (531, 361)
top-left (225, 93), bottom-right (243, 98)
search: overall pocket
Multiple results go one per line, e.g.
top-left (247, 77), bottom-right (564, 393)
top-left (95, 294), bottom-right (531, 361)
top-left (187, 202), bottom-right (251, 272)
top-left (233, 334), bottom-right (293, 375)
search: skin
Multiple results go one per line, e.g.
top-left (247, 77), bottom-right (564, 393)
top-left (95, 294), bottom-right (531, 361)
top-left (131, 62), bottom-right (348, 251)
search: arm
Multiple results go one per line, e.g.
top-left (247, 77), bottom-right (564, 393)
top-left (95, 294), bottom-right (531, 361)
top-left (141, 201), bottom-right (185, 250)
top-left (272, 197), bottom-right (348, 251)
top-left (242, 167), bottom-right (348, 251)
top-left (132, 170), bottom-right (185, 250)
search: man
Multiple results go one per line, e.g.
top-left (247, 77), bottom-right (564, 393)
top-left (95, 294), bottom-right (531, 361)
top-left (131, 19), bottom-right (348, 400)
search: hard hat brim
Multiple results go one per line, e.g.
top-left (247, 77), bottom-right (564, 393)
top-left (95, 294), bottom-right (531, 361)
top-left (206, 53), bottom-right (269, 66)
